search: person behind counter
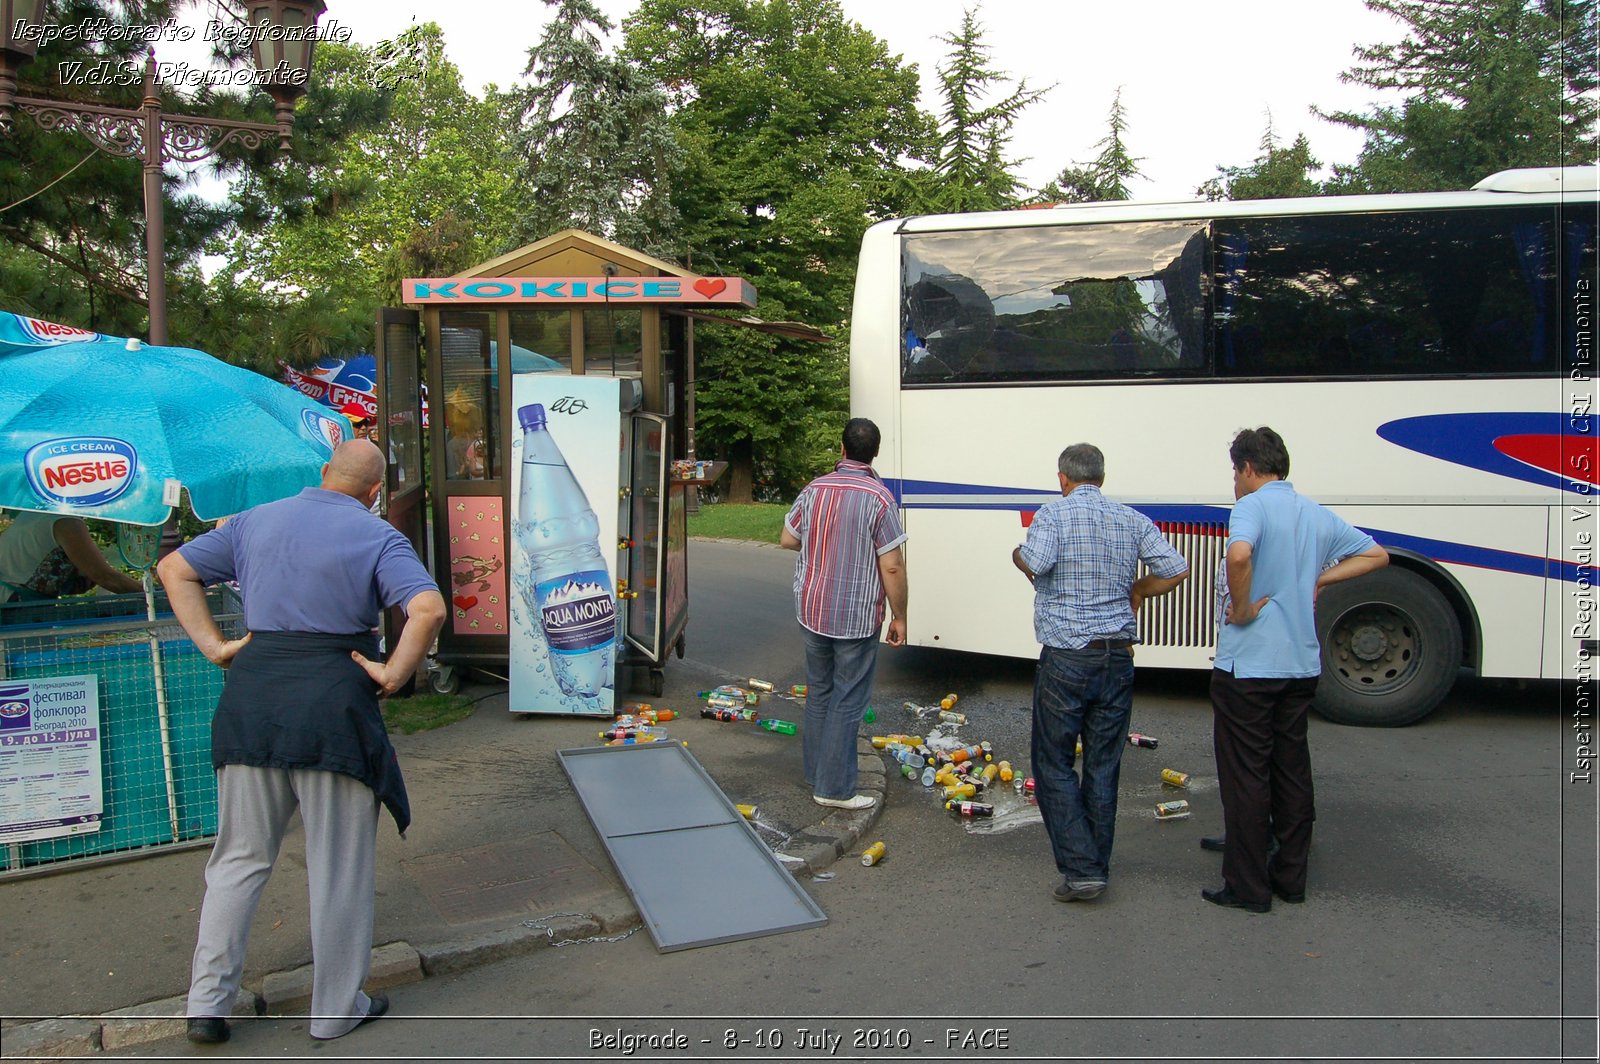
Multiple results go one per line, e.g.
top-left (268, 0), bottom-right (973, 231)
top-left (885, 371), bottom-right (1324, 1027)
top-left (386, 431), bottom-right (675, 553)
top-left (0, 510), bottom-right (143, 604)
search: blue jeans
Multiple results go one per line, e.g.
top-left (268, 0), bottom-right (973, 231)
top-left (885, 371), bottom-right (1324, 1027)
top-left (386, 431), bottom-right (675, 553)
top-left (801, 626), bottom-right (879, 800)
top-left (1031, 644), bottom-right (1135, 883)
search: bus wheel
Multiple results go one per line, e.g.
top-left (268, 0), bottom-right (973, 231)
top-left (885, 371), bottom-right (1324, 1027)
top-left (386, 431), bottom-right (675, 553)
top-left (1313, 567), bottom-right (1462, 727)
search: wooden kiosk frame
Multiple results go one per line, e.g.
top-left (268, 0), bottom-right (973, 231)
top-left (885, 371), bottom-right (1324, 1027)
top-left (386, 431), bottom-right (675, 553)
top-left (387, 230), bottom-right (753, 693)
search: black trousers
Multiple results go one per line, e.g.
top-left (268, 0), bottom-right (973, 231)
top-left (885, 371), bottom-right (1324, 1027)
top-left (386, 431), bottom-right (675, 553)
top-left (1210, 669), bottom-right (1318, 905)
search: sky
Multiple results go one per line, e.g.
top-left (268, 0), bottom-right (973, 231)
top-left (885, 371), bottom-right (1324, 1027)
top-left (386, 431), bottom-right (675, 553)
top-left (147, 0), bottom-right (1407, 202)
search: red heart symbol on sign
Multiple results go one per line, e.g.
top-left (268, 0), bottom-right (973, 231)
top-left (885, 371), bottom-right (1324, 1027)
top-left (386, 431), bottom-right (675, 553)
top-left (693, 278), bottom-right (727, 298)
top-left (453, 595), bottom-right (478, 611)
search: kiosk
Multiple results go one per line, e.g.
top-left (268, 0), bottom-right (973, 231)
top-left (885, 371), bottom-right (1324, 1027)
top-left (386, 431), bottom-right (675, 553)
top-left (376, 231), bottom-right (753, 705)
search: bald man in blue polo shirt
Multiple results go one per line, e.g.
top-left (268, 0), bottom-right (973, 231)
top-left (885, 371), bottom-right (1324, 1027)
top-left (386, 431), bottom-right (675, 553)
top-left (158, 441), bottom-right (445, 1042)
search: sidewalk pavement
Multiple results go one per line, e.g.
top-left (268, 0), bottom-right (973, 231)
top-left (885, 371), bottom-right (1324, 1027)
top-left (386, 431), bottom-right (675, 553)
top-left (0, 660), bottom-right (885, 1060)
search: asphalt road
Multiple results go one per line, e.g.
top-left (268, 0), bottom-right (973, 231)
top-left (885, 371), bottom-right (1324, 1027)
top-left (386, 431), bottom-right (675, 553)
top-left (111, 539), bottom-right (1596, 1062)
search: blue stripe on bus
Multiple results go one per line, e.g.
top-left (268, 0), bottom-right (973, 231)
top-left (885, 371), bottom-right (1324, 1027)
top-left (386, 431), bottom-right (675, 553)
top-left (887, 478), bottom-right (1585, 583)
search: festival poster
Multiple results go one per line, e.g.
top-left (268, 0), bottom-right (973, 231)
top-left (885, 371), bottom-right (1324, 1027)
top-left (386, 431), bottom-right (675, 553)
top-left (0, 676), bottom-right (103, 844)
top-left (508, 375), bottom-right (621, 716)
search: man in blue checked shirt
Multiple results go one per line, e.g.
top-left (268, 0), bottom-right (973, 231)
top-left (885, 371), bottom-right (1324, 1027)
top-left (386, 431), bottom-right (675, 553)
top-left (1012, 443), bottom-right (1189, 903)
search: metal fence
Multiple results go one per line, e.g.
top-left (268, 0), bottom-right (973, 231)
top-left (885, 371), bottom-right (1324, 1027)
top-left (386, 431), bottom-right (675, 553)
top-left (0, 587), bottom-right (239, 878)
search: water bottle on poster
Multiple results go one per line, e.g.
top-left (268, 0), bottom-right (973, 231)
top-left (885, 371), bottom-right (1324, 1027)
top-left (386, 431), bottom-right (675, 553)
top-left (514, 402), bottom-right (616, 700)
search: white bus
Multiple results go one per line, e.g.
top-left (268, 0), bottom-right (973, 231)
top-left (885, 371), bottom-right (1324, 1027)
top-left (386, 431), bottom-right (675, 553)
top-left (850, 166), bottom-right (1597, 726)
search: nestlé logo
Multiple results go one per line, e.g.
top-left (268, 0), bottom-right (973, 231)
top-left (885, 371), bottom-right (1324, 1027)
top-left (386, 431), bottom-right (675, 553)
top-left (24, 437), bottom-right (138, 508)
top-left (20, 317), bottom-right (100, 344)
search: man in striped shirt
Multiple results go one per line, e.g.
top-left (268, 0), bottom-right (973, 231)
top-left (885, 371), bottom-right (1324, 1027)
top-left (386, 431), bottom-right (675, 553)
top-left (1013, 443), bottom-right (1189, 902)
top-left (781, 419), bottom-right (908, 811)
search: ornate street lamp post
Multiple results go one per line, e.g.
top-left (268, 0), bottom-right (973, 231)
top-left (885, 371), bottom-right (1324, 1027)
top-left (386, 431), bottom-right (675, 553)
top-left (0, 0), bottom-right (326, 345)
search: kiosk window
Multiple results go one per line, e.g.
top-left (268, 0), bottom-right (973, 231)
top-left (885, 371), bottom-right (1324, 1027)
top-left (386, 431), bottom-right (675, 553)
top-left (509, 308), bottom-right (574, 372)
top-left (439, 310), bottom-right (501, 480)
top-left (584, 306), bottom-right (642, 376)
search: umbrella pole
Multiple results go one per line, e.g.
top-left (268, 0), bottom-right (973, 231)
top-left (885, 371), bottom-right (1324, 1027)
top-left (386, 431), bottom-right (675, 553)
top-left (144, 570), bottom-right (181, 842)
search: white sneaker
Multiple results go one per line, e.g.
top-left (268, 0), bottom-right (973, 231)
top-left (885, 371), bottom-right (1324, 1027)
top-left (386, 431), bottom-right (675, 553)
top-left (813, 793), bottom-right (876, 811)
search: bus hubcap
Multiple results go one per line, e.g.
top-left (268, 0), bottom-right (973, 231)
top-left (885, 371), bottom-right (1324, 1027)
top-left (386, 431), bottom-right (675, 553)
top-left (1332, 605), bottom-right (1418, 690)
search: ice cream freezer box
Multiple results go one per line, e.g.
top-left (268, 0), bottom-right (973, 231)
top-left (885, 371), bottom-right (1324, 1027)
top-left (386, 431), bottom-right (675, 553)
top-left (0, 590), bottom-right (238, 875)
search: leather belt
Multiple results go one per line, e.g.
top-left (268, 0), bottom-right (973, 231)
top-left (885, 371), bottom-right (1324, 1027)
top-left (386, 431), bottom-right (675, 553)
top-left (1083, 638), bottom-right (1133, 650)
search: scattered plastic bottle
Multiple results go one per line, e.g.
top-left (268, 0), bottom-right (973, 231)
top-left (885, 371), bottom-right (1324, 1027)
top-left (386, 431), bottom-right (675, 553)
top-left (981, 763), bottom-right (1000, 785)
top-left (758, 719), bottom-right (797, 735)
top-left (899, 763), bottom-right (919, 781)
top-left (515, 402), bottom-right (616, 699)
top-left (861, 841), bottom-right (886, 866)
top-left (863, 706), bottom-right (876, 724)
top-left (920, 764), bottom-right (936, 787)
top-left (998, 760), bottom-right (1015, 782)
top-left (887, 746), bottom-right (925, 769)
top-left (940, 692), bottom-right (959, 710)
top-left (598, 726), bottom-right (655, 740)
top-left (702, 707), bottom-right (757, 722)
top-left (946, 800), bottom-right (994, 818)
top-left (1128, 732), bottom-right (1159, 749)
top-left (942, 782), bottom-right (977, 800)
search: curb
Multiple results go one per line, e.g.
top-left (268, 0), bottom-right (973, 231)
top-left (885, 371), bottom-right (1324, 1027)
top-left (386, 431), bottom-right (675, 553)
top-left (0, 740), bottom-right (887, 1059)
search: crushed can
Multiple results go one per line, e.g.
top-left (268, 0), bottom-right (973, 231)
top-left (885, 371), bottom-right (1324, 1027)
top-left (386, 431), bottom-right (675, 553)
top-left (861, 841), bottom-right (886, 866)
top-left (1161, 768), bottom-right (1191, 788)
top-left (1154, 799), bottom-right (1191, 819)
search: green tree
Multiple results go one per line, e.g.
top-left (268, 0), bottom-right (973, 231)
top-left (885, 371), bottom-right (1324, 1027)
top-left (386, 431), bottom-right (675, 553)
top-left (217, 23), bottom-right (521, 369)
top-left (1320, 0), bottom-right (1597, 192)
top-left (912, 6), bottom-right (1046, 213)
top-left (509, 0), bottom-right (681, 254)
top-left (1199, 116), bottom-right (1324, 200)
top-left (1038, 86), bottom-right (1144, 203)
top-left (624, 0), bottom-right (931, 500)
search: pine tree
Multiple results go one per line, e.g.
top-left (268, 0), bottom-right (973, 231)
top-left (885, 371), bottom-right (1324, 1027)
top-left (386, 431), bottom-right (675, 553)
top-left (510, 0), bottom-right (680, 253)
top-left (1320, 0), bottom-right (1597, 192)
top-left (917, 6), bottom-right (1047, 213)
top-left (1038, 87), bottom-right (1144, 203)
top-left (1199, 114), bottom-right (1324, 201)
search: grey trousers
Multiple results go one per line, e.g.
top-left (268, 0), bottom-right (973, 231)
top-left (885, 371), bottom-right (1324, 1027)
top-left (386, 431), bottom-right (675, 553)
top-left (186, 764), bottom-right (379, 1040)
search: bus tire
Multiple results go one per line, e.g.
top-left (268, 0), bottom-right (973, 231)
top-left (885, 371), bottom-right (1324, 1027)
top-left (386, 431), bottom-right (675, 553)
top-left (1313, 567), bottom-right (1462, 727)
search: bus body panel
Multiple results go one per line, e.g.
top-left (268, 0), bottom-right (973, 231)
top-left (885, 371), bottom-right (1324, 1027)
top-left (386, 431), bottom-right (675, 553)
top-left (850, 176), bottom-right (1596, 712)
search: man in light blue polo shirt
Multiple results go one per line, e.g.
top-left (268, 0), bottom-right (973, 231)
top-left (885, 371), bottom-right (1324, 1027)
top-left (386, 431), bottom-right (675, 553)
top-left (1205, 427), bottom-right (1387, 914)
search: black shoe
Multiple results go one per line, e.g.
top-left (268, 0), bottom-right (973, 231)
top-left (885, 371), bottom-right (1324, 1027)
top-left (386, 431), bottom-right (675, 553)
top-left (358, 994), bottom-right (389, 1027)
top-left (1202, 885), bottom-right (1270, 913)
top-left (186, 1017), bottom-right (230, 1045)
top-left (1199, 834), bottom-right (1280, 857)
